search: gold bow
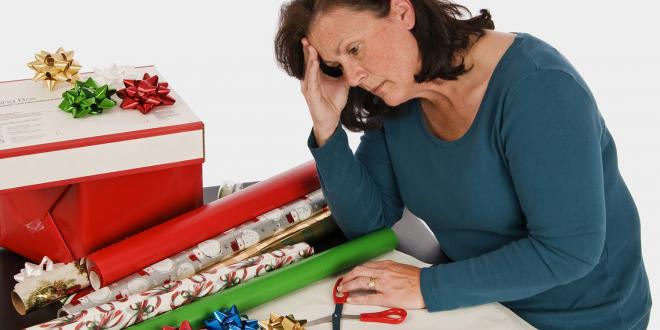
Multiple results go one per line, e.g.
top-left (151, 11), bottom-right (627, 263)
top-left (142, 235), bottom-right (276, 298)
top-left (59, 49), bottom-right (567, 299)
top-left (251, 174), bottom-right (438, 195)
top-left (259, 313), bottom-right (307, 330)
top-left (27, 47), bottom-right (81, 91)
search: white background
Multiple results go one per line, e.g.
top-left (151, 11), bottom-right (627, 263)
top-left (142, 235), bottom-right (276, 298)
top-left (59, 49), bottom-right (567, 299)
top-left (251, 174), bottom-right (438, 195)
top-left (1, 0), bottom-right (657, 327)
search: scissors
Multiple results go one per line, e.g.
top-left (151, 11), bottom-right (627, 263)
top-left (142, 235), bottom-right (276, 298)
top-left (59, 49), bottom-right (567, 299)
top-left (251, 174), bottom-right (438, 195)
top-left (305, 277), bottom-right (407, 329)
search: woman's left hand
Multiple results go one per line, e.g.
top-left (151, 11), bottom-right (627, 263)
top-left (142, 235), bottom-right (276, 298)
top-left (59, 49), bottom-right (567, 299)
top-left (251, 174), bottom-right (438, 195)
top-left (339, 260), bottom-right (426, 309)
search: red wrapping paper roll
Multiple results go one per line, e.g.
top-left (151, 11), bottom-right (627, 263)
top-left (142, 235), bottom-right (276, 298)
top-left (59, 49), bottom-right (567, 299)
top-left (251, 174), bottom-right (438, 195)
top-left (85, 160), bottom-right (319, 288)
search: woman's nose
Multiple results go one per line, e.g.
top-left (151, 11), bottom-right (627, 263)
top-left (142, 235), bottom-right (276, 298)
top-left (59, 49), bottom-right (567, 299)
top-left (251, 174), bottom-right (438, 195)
top-left (343, 63), bottom-right (367, 87)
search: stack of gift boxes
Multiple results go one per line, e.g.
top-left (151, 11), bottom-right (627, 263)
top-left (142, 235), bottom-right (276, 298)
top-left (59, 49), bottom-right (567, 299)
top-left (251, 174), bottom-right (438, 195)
top-left (0, 48), bottom-right (400, 330)
top-left (0, 63), bottom-right (205, 264)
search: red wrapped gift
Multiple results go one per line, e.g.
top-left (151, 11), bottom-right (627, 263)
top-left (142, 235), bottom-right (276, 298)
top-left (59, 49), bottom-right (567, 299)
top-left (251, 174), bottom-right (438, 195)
top-left (0, 66), bottom-right (204, 263)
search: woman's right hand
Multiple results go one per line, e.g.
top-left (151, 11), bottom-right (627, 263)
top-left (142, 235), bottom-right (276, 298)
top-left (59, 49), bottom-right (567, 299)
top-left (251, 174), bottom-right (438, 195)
top-left (300, 38), bottom-right (350, 147)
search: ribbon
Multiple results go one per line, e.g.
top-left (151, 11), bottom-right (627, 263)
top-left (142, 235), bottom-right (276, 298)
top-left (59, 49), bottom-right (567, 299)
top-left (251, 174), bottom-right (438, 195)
top-left (258, 313), bottom-right (306, 330)
top-left (26, 47), bottom-right (81, 91)
top-left (58, 78), bottom-right (117, 118)
top-left (116, 73), bottom-right (176, 114)
top-left (93, 64), bottom-right (141, 89)
top-left (161, 320), bottom-right (192, 330)
top-left (13, 256), bottom-right (63, 283)
top-left (204, 305), bottom-right (259, 330)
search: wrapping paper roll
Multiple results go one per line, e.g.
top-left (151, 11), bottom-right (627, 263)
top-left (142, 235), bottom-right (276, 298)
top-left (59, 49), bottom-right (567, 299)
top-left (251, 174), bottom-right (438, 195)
top-left (29, 243), bottom-right (313, 330)
top-left (59, 286), bottom-right (93, 307)
top-left (61, 190), bottom-right (326, 315)
top-left (12, 259), bottom-right (88, 315)
top-left (128, 228), bottom-right (398, 330)
top-left (203, 209), bottom-right (334, 272)
top-left (217, 181), bottom-right (258, 199)
top-left (86, 161), bottom-right (319, 288)
top-left (275, 211), bottom-right (338, 249)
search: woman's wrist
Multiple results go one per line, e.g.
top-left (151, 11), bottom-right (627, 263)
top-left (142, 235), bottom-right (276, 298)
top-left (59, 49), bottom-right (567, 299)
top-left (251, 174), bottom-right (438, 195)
top-left (312, 123), bottom-right (338, 147)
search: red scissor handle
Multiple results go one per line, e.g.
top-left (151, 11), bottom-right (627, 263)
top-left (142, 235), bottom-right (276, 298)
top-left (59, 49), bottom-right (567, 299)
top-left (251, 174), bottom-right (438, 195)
top-left (360, 308), bottom-right (407, 324)
top-left (333, 277), bottom-right (349, 304)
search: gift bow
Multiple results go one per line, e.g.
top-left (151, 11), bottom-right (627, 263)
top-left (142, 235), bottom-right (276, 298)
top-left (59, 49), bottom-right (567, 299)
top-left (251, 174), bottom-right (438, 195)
top-left (116, 73), bottom-right (175, 114)
top-left (27, 47), bottom-right (81, 91)
top-left (161, 306), bottom-right (259, 330)
top-left (93, 64), bottom-right (141, 89)
top-left (258, 313), bottom-right (306, 330)
top-left (204, 305), bottom-right (259, 330)
top-left (59, 78), bottom-right (117, 118)
top-left (161, 320), bottom-right (192, 330)
top-left (14, 256), bottom-right (63, 283)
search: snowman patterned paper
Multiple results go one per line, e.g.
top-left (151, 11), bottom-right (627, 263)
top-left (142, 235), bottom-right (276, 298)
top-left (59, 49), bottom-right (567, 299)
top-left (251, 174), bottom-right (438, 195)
top-left (60, 189), bottom-right (326, 316)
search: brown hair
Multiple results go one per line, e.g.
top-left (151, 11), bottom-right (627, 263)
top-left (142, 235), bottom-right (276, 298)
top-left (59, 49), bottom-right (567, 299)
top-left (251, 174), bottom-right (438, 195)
top-left (274, 0), bottom-right (494, 131)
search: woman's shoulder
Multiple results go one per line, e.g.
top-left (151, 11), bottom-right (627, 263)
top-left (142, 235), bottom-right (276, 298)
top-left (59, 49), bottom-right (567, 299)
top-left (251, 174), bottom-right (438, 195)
top-left (514, 33), bottom-right (566, 65)
top-left (492, 32), bottom-right (592, 100)
top-left (507, 33), bottom-right (586, 84)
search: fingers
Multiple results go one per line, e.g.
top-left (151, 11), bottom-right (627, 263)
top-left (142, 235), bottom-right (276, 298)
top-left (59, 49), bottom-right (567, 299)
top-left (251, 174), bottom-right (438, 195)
top-left (339, 276), bottom-right (375, 293)
top-left (340, 261), bottom-right (427, 310)
top-left (299, 36), bottom-right (349, 132)
top-left (346, 292), bottom-right (387, 306)
top-left (342, 264), bottom-right (382, 284)
top-left (301, 38), bottom-right (315, 80)
top-left (301, 37), bottom-right (309, 57)
top-left (340, 262), bottom-right (386, 292)
top-left (360, 260), bottom-right (393, 269)
top-left (301, 38), bottom-right (310, 74)
top-left (300, 38), bottom-right (309, 92)
top-left (304, 42), bottom-right (321, 96)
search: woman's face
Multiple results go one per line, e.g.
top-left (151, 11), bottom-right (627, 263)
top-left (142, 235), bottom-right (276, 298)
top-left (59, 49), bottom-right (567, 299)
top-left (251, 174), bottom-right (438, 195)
top-left (307, 1), bottom-right (421, 106)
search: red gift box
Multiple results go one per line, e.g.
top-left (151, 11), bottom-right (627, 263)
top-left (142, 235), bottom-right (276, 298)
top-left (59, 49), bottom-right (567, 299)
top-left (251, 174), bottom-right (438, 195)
top-left (0, 66), bottom-right (205, 263)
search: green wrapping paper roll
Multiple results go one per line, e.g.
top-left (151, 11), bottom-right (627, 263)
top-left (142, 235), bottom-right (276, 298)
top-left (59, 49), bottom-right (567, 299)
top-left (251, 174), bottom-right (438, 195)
top-left (129, 228), bottom-right (397, 330)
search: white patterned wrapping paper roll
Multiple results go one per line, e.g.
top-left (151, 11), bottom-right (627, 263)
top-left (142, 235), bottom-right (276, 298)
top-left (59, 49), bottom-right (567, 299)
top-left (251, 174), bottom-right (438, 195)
top-left (30, 243), bottom-right (313, 330)
top-left (217, 181), bottom-right (258, 199)
top-left (60, 189), bottom-right (325, 316)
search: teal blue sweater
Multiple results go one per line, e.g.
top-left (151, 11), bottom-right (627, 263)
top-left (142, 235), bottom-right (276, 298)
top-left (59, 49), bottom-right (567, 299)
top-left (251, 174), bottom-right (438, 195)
top-left (308, 33), bottom-right (651, 329)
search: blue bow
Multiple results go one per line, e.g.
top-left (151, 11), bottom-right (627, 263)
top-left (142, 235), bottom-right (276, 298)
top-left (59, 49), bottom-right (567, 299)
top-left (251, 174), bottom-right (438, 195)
top-left (204, 305), bottom-right (259, 330)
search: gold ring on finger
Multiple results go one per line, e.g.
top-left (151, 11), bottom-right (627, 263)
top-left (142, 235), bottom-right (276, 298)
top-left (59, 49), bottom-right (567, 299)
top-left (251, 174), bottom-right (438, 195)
top-left (368, 277), bottom-right (376, 291)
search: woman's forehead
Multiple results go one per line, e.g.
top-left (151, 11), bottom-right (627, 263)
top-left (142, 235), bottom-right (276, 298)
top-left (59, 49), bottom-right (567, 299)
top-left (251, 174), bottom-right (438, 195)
top-left (311, 7), bottom-right (382, 35)
top-left (309, 9), bottom-right (383, 55)
top-left (308, 29), bottom-right (355, 58)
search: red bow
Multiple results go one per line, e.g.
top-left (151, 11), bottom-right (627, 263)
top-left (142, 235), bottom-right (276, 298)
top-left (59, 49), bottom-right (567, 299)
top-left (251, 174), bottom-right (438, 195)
top-left (162, 320), bottom-right (192, 330)
top-left (117, 73), bottom-right (176, 114)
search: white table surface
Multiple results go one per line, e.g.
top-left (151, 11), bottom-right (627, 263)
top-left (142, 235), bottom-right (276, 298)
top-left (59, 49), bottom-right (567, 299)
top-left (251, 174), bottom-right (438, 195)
top-left (246, 250), bottom-right (536, 329)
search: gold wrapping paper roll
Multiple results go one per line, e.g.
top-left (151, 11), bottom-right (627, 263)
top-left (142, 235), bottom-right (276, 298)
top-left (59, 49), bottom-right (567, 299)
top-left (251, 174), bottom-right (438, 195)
top-left (204, 209), bottom-right (335, 272)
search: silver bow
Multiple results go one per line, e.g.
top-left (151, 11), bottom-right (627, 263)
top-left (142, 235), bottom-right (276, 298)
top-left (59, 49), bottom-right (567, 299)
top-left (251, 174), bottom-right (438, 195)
top-left (14, 256), bottom-right (63, 283)
top-left (92, 64), bottom-right (141, 89)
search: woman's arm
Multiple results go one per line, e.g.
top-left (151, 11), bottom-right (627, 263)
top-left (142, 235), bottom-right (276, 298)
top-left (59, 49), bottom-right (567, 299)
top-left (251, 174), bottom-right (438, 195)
top-left (421, 69), bottom-right (607, 311)
top-left (308, 124), bottom-right (405, 239)
top-left (300, 37), bottom-right (404, 239)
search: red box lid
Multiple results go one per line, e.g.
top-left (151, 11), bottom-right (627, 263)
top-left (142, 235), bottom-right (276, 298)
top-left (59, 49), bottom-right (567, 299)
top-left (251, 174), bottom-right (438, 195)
top-left (0, 66), bottom-right (204, 194)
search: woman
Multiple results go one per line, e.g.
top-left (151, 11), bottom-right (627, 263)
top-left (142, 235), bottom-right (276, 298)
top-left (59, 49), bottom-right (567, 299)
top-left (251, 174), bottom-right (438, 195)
top-left (274, 0), bottom-right (651, 329)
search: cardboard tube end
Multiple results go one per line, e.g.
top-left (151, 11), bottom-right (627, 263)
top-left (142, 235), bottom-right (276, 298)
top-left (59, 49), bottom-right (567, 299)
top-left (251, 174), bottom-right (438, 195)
top-left (89, 270), bottom-right (101, 290)
top-left (11, 291), bottom-right (27, 315)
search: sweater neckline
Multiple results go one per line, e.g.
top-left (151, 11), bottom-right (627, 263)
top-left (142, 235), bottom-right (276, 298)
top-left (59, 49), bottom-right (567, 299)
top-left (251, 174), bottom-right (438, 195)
top-left (415, 32), bottom-right (525, 148)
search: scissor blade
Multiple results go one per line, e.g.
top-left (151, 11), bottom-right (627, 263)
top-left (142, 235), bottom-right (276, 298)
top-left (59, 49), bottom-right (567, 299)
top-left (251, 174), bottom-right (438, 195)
top-left (341, 315), bottom-right (361, 320)
top-left (305, 316), bottom-right (333, 327)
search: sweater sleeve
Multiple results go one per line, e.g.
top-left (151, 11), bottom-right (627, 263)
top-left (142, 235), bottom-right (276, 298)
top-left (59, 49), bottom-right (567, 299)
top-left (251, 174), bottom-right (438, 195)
top-left (307, 124), bottom-right (404, 239)
top-left (420, 69), bottom-right (607, 311)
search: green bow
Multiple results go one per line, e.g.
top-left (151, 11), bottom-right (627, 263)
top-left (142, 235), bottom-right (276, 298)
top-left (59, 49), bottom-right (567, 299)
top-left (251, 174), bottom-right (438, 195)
top-left (58, 78), bottom-right (116, 118)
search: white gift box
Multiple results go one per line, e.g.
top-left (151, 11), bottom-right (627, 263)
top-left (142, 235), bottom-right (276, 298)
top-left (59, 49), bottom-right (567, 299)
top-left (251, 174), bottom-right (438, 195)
top-left (0, 65), bottom-right (206, 262)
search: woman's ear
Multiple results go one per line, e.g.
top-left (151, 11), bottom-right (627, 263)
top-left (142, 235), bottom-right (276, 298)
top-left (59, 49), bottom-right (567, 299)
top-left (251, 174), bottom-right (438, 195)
top-left (390, 0), bottom-right (416, 30)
